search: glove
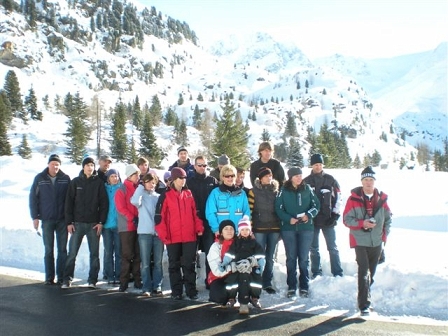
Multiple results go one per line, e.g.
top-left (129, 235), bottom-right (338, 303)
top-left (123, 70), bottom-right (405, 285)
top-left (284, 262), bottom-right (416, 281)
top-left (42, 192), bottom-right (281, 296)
top-left (133, 217), bottom-right (139, 228)
top-left (236, 259), bottom-right (252, 274)
top-left (247, 256), bottom-right (258, 267)
top-left (257, 258), bottom-right (266, 274)
top-left (326, 213), bottom-right (340, 227)
top-left (218, 262), bottom-right (226, 272)
top-left (222, 255), bottom-right (232, 267)
top-left (254, 268), bottom-right (261, 274)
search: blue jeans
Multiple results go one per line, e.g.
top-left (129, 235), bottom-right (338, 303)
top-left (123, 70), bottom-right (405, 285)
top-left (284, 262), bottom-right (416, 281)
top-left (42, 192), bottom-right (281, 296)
top-left (138, 234), bottom-right (164, 292)
top-left (63, 222), bottom-right (100, 284)
top-left (102, 228), bottom-right (121, 282)
top-left (310, 225), bottom-right (343, 277)
top-left (255, 231), bottom-right (280, 288)
top-left (281, 230), bottom-right (313, 291)
top-left (42, 220), bottom-right (68, 282)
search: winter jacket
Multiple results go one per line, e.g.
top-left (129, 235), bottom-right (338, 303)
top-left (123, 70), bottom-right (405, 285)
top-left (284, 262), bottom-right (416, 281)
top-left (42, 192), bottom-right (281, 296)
top-left (304, 171), bottom-right (342, 226)
top-left (155, 187), bottom-right (204, 245)
top-left (115, 179), bottom-right (139, 232)
top-left (65, 170), bottom-right (108, 224)
top-left (343, 187), bottom-right (391, 248)
top-left (225, 236), bottom-right (265, 263)
top-left (205, 184), bottom-right (251, 234)
top-left (275, 180), bottom-right (320, 231)
top-left (130, 184), bottom-right (159, 235)
top-left (168, 159), bottom-right (195, 178)
top-left (104, 182), bottom-right (121, 229)
top-left (207, 238), bottom-right (234, 285)
top-left (187, 171), bottom-right (218, 220)
top-left (250, 158), bottom-right (285, 186)
top-left (248, 179), bottom-right (281, 233)
top-left (29, 168), bottom-right (70, 221)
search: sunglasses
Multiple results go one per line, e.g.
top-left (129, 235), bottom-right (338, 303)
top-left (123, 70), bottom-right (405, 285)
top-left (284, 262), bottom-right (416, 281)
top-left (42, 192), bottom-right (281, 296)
top-left (224, 175), bottom-right (235, 178)
top-left (196, 164), bottom-right (207, 167)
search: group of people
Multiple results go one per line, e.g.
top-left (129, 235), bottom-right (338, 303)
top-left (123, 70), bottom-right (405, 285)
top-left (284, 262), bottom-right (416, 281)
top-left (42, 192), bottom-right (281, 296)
top-left (29, 142), bottom-right (391, 316)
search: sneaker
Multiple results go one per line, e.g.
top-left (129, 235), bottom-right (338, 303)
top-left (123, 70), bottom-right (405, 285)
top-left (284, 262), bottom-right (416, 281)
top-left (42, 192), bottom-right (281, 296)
top-left (142, 291), bottom-right (151, 297)
top-left (263, 286), bottom-right (276, 294)
top-left (299, 289), bottom-right (309, 298)
top-left (171, 294), bottom-right (182, 300)
top-left (61, 281), bottom-right (71, 289)
top-left (152, 289), bottom-right (163, 297)
top-left (250, 298), bottom-right (261, 309)
top-left (226, 298), bottom-right (236, 308)
top-left (287, 289), bottom-right (296, 298)
top-left (239, 304), bottom-right (249, 315)
top-left (360, 308), bottom-right (370, 316)
top-left (88, 282), bottom-right (96, 289)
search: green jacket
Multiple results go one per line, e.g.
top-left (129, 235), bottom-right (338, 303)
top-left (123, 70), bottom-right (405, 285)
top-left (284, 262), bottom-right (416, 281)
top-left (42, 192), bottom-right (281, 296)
top-left (275, 180), bottom-right (320, 231)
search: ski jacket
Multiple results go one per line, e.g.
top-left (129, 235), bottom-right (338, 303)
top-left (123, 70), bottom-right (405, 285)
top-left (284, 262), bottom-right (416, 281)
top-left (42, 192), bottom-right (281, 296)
top-left (207, 238), bottom-right (234, 285)
top-left (248, 179), bottom-right (281, 233)
top-left (155, 187), bottom-right (204, 245)
top-left (186, 172), bottom-right (218, 220)
top-left (225, 236), bottom-right (265, 263)
top-left (250, 158), bottom-right (285, 186)
top-left (275, 180), bottom-right (320, 231)
top-left (304, 171), bottom-right (342, 226)
top-left (130, 184), bottom-right (159, 235)
top-left (115, 179), bottom-right (139, 232)
top-left (65, 170), bottom-right (108, 224)
top-left (168, 159), bottom-right (195, 178)
top-left (104, 182), bottom-right (121, 229)
top-left (205, 184), bottom-right (251, 234)
top-left (343, 187), bottom-right (391, 248)
top-left (29, 168), bottom-right (70, 221)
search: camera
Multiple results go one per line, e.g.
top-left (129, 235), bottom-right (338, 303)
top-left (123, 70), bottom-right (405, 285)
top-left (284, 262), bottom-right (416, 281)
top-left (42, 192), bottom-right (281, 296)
top-left (369, 218), bottom-right (376, 223)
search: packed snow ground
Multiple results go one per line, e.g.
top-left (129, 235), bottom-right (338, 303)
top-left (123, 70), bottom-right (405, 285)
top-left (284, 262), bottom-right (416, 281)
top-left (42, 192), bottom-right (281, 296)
top-left (1, 153), bottom-right (447, 326)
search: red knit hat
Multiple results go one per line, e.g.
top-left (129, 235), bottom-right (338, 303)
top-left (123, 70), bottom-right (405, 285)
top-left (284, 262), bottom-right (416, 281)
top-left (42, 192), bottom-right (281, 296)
top-left (237, 215), bottom-right (251, 234)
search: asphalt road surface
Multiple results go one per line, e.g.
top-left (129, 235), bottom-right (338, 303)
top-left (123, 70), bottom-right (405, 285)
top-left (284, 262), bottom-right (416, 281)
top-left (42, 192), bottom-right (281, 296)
top-left (0, 275), bottom-right (446, 336)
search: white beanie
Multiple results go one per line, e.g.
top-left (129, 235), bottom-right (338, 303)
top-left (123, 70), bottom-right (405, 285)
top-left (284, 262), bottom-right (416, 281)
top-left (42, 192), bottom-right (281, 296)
top-left (125, 164), bottom-right (140, 178)
top-left (237, 215), bottom-right (251, 234)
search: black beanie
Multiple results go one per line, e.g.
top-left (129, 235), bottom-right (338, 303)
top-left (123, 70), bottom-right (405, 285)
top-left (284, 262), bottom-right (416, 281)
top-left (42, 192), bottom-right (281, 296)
top-left (310, 153), bottom-right (324, 165)
top-left (287, 167), bottom-right (302, 179)
top-left (219, 220), bottom-right (235, 235)
top-left (361, 166), bottom-right (376, 180)
top-left (82, 157), bottom-right (95, 168)
top-left (48, 154), bottom-right (61, 164)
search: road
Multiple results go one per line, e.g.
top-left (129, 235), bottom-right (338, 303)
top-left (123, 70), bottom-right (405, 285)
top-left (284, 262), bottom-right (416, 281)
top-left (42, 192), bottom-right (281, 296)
top-left (0, 275), bottom-right (446, 335)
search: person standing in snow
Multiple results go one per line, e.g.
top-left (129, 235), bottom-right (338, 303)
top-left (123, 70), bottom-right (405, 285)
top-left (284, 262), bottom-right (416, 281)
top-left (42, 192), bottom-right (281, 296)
top-left (343, 166), bottom-right (391, 316)
top-left (250, 141), bottom-right (285, 186)
top-left (304, 153), bottom-right (344, 278)
top-left (29, 154), bottom-right (71, 285)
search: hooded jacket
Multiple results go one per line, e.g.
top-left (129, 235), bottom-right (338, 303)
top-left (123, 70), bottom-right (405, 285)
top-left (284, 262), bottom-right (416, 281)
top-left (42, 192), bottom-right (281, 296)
top-left (275, 180), bottom-right (320, 231)
top-left (65, 170), bottom-right (108, 224)
top-left (343, 187), bottom-right (391, 248)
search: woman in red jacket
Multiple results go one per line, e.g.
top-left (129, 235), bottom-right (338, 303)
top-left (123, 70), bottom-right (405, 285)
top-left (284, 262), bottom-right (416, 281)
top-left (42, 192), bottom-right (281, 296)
top-left (156, 167), bottom-right (203, 300)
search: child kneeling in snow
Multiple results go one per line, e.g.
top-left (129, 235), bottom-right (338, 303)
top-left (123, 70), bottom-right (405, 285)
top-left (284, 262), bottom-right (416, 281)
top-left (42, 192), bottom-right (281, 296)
top-left (220, 216), bottom-right (266, 314)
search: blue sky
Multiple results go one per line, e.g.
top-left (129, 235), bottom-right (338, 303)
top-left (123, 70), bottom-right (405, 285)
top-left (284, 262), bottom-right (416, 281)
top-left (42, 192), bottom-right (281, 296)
top-left (135, 0), bottom-right (447, 59)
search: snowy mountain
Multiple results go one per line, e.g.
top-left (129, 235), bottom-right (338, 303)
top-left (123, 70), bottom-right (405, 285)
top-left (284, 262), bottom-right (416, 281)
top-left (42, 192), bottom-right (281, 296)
top-left (0, 0), bottom-right (446, 167)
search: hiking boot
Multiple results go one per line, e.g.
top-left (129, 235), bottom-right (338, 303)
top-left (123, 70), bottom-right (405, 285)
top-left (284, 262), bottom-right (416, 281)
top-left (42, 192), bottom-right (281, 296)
top-left (299, 289), bottom-right (309, 298)
top-left (239, 304), bottom-right (249, 315)
top-left (134, 281), bottom-right (143, 289)
top-left (250, 298), bottom-right (261, 309)
top-left (226, 298), bottom-right (236, 308)
top-left (118, 283), bottom-right (128, 292)
top-left (263, 286), bottom-right (276, 294)
top-left (87, 282), bottom-right (96, 289)
top-left (360, 308), bottom-right (370, 316)
top-left (287, 289), bottom-right (296, 298)
top-left (61, 281), bottom-right (71, 289)
top-left (188, 292), bottom-right (199, 300)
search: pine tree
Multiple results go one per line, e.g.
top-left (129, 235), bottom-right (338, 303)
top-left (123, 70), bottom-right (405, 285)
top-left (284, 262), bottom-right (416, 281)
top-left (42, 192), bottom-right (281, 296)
top-left (110, 100), bottom-right (128, 161)
top-left (192, 104), bottom-right (202, 128)
top-left (284, 112), bottom-right (297, 137)
top-left (149, 94), bottom-right (162, 125)
top-left (127, 138), bottom-right (138, 164)
top-left (24, 87), bottom-right (42, 121)
top-left (353, 154), bottom-right (362, 168)
top-left (371, 150), bottom-right (382, 167)
top-left (164, 106), bottom-right (177, 126)
top-left (139, 112), bottom-right (163, 167)
top-left (286, 137), bottom-right (303, 168)
top-left (178, 93), bottom-right (184, 106)
top-left (261, 128), bottom-right (271, 142)
top-left (306, 126), bottom-right (317, 159)
top-left (316, 123), bottom-right (337, 167)
top-left (210, 99), bottom-right (250, 168)
top-left (64, 92), bottom-right (90, 164)
top-left (199, 108), bottom-right (214, 155)
top-left (18, 134), bottom-right (32, 159)
top-left (175, 120), bottom-right (189, 146)
top-left (0, 90), bottom-right (13, 126)
top-left (132, 95), bottom-right (143, 130)
top-left (0, 95), bottom-right (12, 156)
top-left (4, 70), bottom-right (23, 118)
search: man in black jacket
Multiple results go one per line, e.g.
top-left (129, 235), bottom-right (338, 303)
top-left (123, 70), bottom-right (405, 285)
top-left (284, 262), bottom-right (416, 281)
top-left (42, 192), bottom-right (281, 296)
top-left (61, 157), bottom-right (108, 289)
top-left (186, 155), bottom-right (218, 287)
top-left (29, 154), bottom-right (71, 285)
top-left (304, 154), bottom-right (343, 278)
